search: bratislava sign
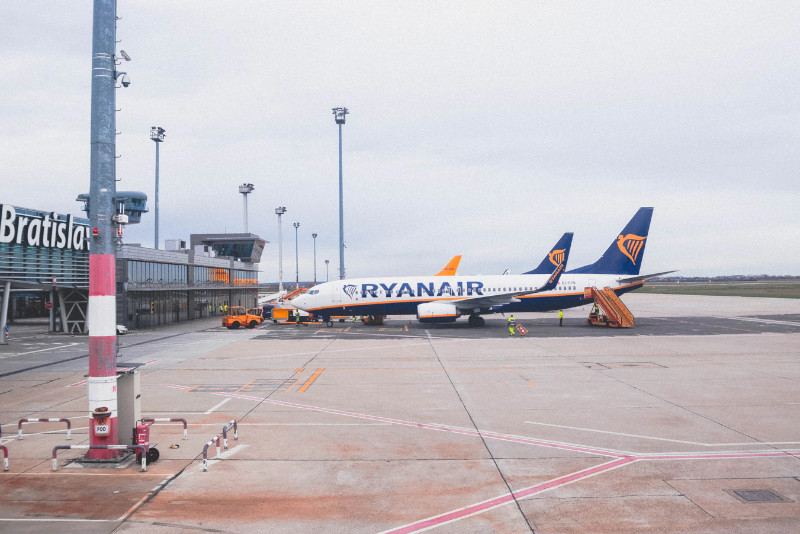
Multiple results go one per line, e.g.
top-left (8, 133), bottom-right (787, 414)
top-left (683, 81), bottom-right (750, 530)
top-left (0, 204), bottom-right (89, 251)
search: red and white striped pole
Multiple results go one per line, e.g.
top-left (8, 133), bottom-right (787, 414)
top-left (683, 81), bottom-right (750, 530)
top-left (86, 0), bottom-right (119, 459)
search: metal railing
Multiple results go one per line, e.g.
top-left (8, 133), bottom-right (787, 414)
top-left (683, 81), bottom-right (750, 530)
top-left (18, 418), bottom-right (72, 440)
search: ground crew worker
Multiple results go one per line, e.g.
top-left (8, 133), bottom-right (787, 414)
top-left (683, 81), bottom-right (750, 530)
top-left (559, 310), bottom-right (564, 326)
top-left (508, 315), bottom-right (516, 336)
top-left (224, 304), bottom-right (228, 313)
top-left (219, 304), bottom-right (223, 314)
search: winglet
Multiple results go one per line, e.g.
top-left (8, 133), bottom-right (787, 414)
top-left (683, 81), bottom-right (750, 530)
top-left (434, 255), bottom-right (462, 276)
top-left (532, 256), bottom-right (566, 293)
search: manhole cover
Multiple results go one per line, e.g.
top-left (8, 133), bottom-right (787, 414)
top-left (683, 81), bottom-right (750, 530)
top-left (729, 489), bottom-right (790, 503)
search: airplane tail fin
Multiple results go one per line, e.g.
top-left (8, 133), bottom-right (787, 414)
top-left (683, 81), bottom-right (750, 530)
top-left (568, 207), bottom-right (654, 276)
top-left (434, 255), bottom-right (462, 276)
top-left (523, 233), bottom-right (574, 275)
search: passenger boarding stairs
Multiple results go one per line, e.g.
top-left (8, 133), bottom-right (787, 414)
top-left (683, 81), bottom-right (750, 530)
top-left (280, 287), bottom-right (308, 302)
top-left (585, 287), bottom-right (635, 328)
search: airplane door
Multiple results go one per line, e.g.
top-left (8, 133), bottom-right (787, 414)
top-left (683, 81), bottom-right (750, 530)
top-left (333, 286), bottom-right (342, 303)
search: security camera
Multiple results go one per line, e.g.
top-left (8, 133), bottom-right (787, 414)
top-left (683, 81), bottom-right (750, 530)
top-left (120, 50), bottom-right (131, 61)
top-left (120, 74), bottom-right (130, 87)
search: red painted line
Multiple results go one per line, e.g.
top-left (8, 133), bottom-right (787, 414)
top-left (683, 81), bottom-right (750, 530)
top-left (642, 451), bottom-right (799, 460)
top-left (214, 392), bottom-right (621, 457)
top-left (172, 387), bottom-right (800, 532)
top-left (512, 456), bottom-right (637, 499)
top-left (382, 457), bottom-right (637, 533)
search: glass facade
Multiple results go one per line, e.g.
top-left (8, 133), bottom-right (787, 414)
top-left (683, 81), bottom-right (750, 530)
top-left (0, 205), bottom-right (90, 287)
top-left (0, 241), bottom-right (89, 286)
top-left (119, 255), bottom-right (259, 329)
top-left (1, 205), bottom-right (262, 332)
top-left (127, 260), bottom-right (187, 287)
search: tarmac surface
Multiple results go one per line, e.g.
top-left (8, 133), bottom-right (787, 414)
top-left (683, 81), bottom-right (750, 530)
top-left (1, 293), bottom-right (799, 533)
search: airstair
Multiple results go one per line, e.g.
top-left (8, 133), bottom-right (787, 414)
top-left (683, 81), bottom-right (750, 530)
top-left (584, 287), bottom-right (635, 328)
top-left (280, 287), bottom-right (308, 301)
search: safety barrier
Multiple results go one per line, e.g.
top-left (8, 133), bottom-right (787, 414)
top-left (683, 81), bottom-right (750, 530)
top-left (141, 417), bottom-right (189, 440)
top-left (52, 444), bottom-right (147, 471)
top-left (0, 445), bottom-right (8, 471)
top-left (222, 419), bottom-right (238, 450)
top-left (201, 436), bottom-right (221, 472)
top-left (18, 418), bottom-right (72, 440)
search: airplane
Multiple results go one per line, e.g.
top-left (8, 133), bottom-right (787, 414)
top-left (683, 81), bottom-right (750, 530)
top-left (291, 233), bottom-right (573, 327)
top-left (259, 255), bottom-right (463, 308)
top-left (294, 208), bottom-right (672, 327)
top-left (501, 206), bottom-right (675, 314)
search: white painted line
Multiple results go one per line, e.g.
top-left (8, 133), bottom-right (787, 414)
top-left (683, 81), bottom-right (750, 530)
top-left (204, 398), bottom-right (231, 414)
top-left (525, 421), bottom-right (800, 447)
top-left (716, 315), bottom-right (800, 327)
top-left (0, 342), bottom-right (80, 359)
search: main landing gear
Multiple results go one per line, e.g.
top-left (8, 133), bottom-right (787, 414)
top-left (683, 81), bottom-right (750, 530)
top-left (467, 314), bottom-right (485, 327)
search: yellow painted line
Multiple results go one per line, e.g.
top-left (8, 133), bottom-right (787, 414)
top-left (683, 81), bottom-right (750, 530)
top-left (235, 379), bottom-right (256, 393)
top-left (296, 368), bottom-right (305, 373)
top-left (297, 368), bottom-right (325, 393)
top-left (379, 328), bottom-right (385, 332)
top-left (528, 381), bottom-right (536, 386)
top-left (345, 326), bottom-right (351, 332)
top-left (404, 326), bottom-right (408, 331)
top-left (185, 385), bottom-right (201, 393)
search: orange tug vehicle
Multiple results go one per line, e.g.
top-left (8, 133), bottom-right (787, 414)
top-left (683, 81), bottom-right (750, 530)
top-left (222, 306), bottom-right (262, 329)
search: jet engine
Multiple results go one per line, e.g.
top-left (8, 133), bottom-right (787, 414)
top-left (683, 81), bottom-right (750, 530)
top-left (416, 302), bottom-right (459, 323)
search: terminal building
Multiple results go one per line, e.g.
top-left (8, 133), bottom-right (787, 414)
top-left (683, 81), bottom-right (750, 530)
top-left (0, 201), bottom-right (265, 335)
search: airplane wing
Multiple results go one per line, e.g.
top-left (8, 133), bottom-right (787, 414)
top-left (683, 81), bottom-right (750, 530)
top-left (616, 270), bottom-right (677, 285)
top-left (452, 261), bottom-right (565, 311)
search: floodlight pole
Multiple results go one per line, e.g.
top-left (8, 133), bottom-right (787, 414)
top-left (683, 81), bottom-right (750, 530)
top-left (325, 259), bottom-right (329, 282)
top-left (312, 233), bottom-right (318, 285)
top-left (150, 126), bottom-right (165, 249)
top-left (293, 222), bottom-right (300, 289)
top-left (275, 207), bottom-right (286, 293)
top-left (332, 107), bottom-right (348, 280)
top-left (86, 0), bottom-right (120, 459)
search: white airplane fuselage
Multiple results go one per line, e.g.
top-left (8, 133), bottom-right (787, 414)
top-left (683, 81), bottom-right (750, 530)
top-left (292, 272), bottom-right (641, 323)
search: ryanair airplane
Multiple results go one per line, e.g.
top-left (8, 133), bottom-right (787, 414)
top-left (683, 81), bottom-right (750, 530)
top-left (292, 233), bottom-right (573, 327)
top-left (293, 208), bottom-right (670, 327)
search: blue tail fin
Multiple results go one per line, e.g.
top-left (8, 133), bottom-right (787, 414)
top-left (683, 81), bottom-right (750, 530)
top-left (524, 232), bottom-right (574, 275)
top-left (568, 207), bottom-right (653, 276)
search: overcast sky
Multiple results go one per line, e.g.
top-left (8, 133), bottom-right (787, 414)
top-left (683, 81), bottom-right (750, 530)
top-left (2, 2), bottom-right (798, 281)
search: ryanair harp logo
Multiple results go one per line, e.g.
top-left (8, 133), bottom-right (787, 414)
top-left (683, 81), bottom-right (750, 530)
top-left (548, 248), bottom-right (566, 267)
top-left (342, 284), bottom-right (358, 299)
top-left (617, 234), bottom-right (647, 265)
